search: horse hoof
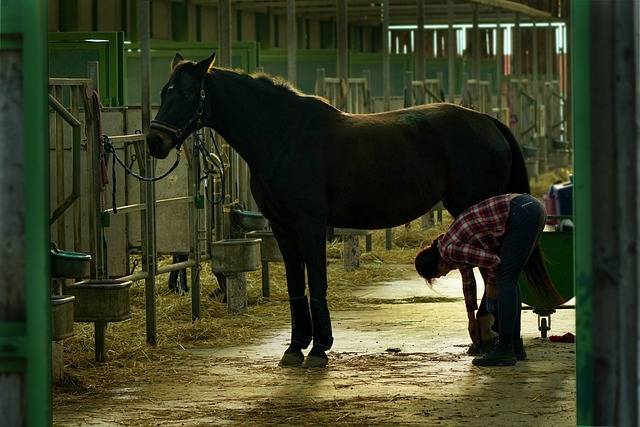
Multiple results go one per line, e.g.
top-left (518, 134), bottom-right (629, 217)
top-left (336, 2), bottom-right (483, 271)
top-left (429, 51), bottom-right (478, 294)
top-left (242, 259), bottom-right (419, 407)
top-left (279, 350), bottom-right (304, 367)
top-left (302, 353), bottom-right (328, 368)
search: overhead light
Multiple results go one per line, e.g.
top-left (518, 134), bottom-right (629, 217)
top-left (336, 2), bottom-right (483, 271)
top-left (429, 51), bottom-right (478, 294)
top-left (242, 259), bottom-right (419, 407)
top-left (84, 39), bottom-right (109, 43)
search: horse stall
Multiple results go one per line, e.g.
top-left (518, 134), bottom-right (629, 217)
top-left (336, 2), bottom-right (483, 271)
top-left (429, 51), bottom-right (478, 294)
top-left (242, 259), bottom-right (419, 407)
top-left (45, 1), bottom-right (579, 426)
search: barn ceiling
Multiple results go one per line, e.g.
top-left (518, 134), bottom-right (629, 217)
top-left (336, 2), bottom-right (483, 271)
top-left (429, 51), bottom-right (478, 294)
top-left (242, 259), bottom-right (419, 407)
top-left (188, 0), bottom-right (566, 25)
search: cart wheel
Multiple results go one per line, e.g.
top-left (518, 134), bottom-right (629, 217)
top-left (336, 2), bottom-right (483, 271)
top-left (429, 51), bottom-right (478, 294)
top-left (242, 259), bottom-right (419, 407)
top-left (540, 317), bottom-right (548, 339)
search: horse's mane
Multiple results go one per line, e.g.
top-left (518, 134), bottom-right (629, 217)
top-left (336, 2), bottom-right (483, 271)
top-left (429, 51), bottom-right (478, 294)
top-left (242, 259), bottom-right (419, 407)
top-left (174, 62), bottom-right (336, 110)
top-left (251, 72), bottom-right (303, 96)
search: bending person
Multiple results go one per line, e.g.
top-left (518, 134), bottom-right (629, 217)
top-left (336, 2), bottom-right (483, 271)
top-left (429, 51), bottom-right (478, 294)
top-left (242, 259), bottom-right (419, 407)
top-left (414, 193), bottom-right (547, 367)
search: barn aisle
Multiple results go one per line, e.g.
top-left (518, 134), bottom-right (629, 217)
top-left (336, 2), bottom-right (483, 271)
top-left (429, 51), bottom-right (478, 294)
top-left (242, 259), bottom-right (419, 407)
top-left (54, 271), bottom-right (575, 426)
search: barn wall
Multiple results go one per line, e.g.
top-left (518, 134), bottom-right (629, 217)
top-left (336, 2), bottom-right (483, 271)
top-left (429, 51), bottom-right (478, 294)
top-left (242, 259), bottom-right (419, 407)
top-left (152, 0), bottom-right (172, 40)
top-left (308, 20), bottom-right (321, 49)
top-left (200, 5), bottom-right (218, 43)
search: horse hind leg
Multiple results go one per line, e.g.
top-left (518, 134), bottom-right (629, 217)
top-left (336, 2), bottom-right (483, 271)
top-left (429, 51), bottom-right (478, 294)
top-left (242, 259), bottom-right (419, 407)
top-left (271, 221), bottom-right (312, 366)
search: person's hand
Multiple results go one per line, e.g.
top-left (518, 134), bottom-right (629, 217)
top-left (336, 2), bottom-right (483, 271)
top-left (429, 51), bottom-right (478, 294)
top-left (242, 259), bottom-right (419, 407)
top-left (467, 312), bottom-right (480, 344)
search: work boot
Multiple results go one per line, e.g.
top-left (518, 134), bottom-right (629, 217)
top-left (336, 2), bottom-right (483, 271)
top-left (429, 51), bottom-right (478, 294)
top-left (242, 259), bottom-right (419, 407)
top-left (302, 346), bottom-right (328, 368)
top-left (472, 342), bottom-right (517, 367)
top-left (279, 344), bottom-right (305, 367)
top-left (514, 337), bottom-right (527, 361)
top-left (467, 337), bottom-right (498, 356)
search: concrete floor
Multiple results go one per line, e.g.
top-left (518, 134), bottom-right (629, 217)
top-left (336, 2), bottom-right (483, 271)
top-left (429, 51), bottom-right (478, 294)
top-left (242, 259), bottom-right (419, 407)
top-left (54, 270), bottom-right (576, 426)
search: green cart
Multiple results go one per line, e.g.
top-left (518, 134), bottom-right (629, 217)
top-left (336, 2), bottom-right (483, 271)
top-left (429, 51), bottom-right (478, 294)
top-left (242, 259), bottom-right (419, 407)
top-left (518, 228), bottom-right (575, 338)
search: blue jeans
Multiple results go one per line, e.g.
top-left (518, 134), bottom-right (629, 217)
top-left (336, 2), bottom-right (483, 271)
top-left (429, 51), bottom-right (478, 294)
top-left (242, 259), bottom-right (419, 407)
top-left (487, 194), bottom-right (545, 345)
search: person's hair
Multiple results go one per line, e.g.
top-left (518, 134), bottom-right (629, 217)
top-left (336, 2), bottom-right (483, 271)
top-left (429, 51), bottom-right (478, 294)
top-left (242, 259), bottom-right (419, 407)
top-left (415, 239), bottom-right (442, 284)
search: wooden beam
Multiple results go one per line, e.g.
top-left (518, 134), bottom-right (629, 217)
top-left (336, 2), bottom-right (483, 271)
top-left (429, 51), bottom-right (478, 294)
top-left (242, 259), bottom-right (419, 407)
top-left (467, 0), bottom-right (554, 20)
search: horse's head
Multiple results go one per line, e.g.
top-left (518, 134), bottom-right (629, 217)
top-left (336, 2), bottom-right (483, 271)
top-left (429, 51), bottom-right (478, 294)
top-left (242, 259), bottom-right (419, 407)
top-left (146, 51), bottom-right (216, 159)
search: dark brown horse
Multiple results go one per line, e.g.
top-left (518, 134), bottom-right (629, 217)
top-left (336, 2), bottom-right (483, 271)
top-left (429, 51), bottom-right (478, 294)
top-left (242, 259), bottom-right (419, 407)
top-left (146, 52), bottom-right (554, 367)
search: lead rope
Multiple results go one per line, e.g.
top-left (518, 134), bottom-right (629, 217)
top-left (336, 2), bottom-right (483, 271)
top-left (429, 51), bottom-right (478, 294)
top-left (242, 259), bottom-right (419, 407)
top-left (103, 135), bottom-right (181, 213)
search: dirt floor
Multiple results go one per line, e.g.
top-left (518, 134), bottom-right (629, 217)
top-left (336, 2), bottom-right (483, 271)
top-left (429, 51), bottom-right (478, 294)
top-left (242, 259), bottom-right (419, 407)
top-left (53, 267), bottom-right (575, 426)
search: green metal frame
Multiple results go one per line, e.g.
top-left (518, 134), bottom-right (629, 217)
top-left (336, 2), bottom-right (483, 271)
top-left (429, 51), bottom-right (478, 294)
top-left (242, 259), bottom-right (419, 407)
top-left (1, 0), bottom-right (51, 425)
top-left (48, 31), bottom-right (125, 106)
top-left (571, 1), bottom-right (592, 425)
top-left (125, 40), bottom-right (259, 105)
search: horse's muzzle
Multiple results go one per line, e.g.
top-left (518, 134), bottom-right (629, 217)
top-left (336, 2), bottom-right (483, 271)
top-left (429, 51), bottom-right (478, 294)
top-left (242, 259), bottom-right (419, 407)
top-left (146, 130), bottom-right (175, 159)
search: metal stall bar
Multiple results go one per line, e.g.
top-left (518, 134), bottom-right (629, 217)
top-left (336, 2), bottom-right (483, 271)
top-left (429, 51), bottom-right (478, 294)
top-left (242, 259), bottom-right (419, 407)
top-left (218, 0), bottom-right (235, 207)
top-left (47, 92), bottom-right (83, 224)
top-left (189, 139), bottom-right (202, 320)
top-left (138, 0), bottom-right (158, 346)
top-left (382, 0), bottom-right (392, 250)
top-left (0, 0), bottom-right (50, 424)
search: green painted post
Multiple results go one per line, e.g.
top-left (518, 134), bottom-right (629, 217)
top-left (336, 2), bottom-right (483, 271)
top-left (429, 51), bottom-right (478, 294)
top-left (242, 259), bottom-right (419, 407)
top-left (0, 0), bottom-right (51, 425)
top-left (571, 1), bottom-right (592, 425)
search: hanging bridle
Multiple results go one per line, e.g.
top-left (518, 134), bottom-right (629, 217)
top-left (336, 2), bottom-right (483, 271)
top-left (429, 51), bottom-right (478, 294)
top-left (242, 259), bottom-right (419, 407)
top-left (149, 76), bottom-right (207, 151)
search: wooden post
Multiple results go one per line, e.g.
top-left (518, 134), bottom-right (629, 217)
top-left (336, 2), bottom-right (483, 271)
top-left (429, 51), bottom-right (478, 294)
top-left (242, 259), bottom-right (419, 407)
top-left (382, 0), bottom-right (390, 112)
top-left (94, 321), bottom-right (106, 362)
top-left (343, 235), bottom-right (360, 271)
top-left (532, 20), bottom-right (543, 171)
top-left (382, 0), bottom-right (392, 249)
top-left (415, 0), bottom-right (425, 104)
top-left (336, 0), bottom-right (348, 111)
top-left (316, 68), bottom-right (326, 96)
top-left (513, 13), bottom-right (521, 79)
top-left (496, 9), bottom-right (503, 120)
top-left (0, 49), bottom-right (26, 426)
top-left (362, 69), bottom-right (372, 112)
top-left (447, 0), bottom-right (455, 103)
top-left (404, 70), bottom-right (413, 107)
top-left (287, 0), bottom-right (297, 85)
top-left (261, 261), bottom-right (270, 299)
top-left (588, 2), bottom-right (639, 423)
top-left (472, 4), bottom-right (480, 81)
top-left (226, 273), bottom-right (248, 314)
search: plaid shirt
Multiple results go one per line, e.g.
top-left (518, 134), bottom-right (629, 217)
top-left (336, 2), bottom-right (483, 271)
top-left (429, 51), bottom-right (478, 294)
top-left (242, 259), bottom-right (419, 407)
top-left (437, 194), bottom-right (512, 312)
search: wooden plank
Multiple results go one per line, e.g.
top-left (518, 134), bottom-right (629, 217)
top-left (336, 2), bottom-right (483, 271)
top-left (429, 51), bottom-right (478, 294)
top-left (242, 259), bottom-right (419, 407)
top-left (468, 0), bottom-right (553, 20)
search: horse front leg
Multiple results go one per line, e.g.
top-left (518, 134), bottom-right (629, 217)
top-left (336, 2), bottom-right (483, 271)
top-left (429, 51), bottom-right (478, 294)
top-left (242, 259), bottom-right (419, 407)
top-left (297, 218), bottom-right (333, 368)
top-left (271, 221), bottom-right (312, 366)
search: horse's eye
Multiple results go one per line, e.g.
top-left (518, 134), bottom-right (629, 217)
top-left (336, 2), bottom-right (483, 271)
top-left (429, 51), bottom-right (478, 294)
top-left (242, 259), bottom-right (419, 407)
top-left (167, 85), bottom-right (174, 91)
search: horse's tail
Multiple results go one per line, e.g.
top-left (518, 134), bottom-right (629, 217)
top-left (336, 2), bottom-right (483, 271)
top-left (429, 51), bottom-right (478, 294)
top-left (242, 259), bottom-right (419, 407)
top-left (492, 118), bottom-right (565, 307)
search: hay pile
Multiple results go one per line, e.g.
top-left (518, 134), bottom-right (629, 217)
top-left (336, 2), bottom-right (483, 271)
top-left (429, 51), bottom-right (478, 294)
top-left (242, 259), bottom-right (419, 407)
top-left (56, 220), bottom-right (442, 400)
top-left (530, 168), bottom-right (572, 198)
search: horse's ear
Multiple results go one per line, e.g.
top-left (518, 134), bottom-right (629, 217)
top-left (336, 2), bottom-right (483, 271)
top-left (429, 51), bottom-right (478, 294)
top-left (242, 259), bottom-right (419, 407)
top-left (195, 52), bottom-right (216, 75)
top-left (171, 53), bottom-right (184, 71)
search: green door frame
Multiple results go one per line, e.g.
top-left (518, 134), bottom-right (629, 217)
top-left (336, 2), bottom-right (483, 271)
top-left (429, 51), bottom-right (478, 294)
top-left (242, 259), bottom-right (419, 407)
top-left (571, 1), bottom-right (592, 425)
top-left (0, 0), bottom-right (51, 425)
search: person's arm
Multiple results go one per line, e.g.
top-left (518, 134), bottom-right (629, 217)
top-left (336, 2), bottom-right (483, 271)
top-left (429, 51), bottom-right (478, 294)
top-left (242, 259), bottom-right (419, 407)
top-left (460, 268), bottom-right (478, 313)
top-left (480, 267), bottom-right (498, 311)
top-left (460, 268), bottom-right (480, 344)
